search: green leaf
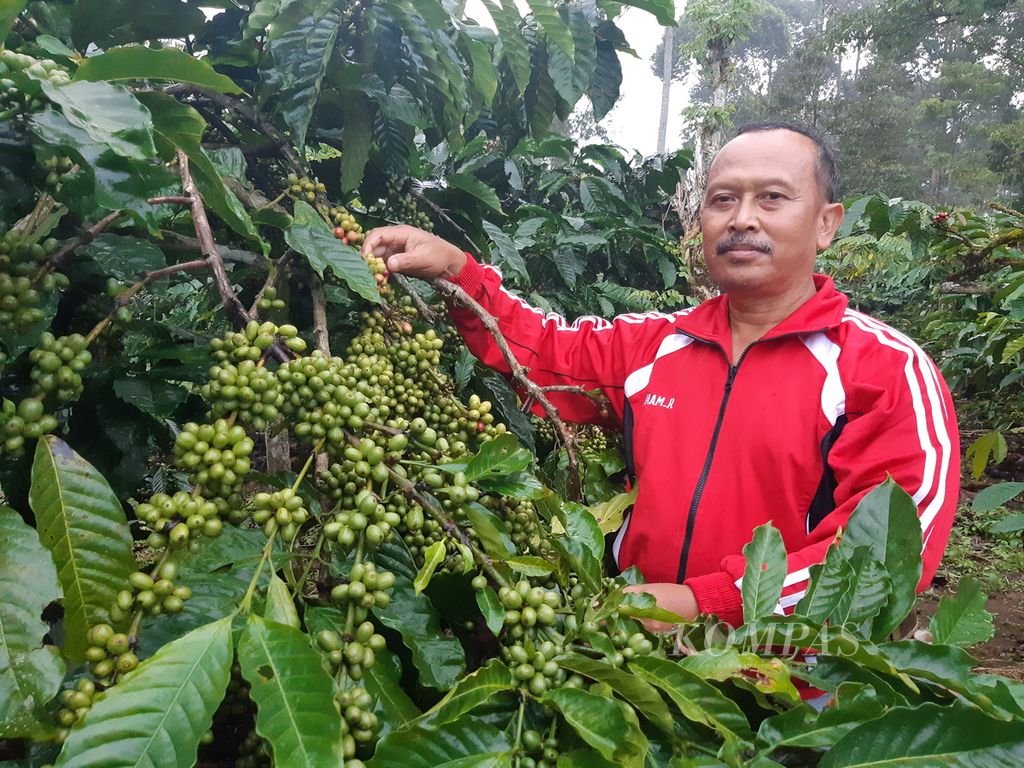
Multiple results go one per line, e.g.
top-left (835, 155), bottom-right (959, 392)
top-left (588, 487), bottom-right (636, 536)
top-left (589, 38), bottom-right (622, 122)
top-left (841, 478), bottom-right (922, 641)
top-left (481, 0), bottom-right (531, 94)
top-left (54, 618), bottom-right (233, 768)
top-left (610, 0), bottom-right (676, 25)
top-left (464, 434), bottom-right (533, 481)
top-left (29, 437), bottom-right (135, 662)
top-left (264, 574), bottom-right (300, 628)
top-left (74, 47), bottom-right (242, 94)
top-left (497, 556), bottom-right (552, 577)
top-left (991, 513), bottom-right (1024, 535)
top-left (476, 471), bottom-right (544, 499)
top-left (482, 220), bottom-right (529, 283)
top-left (464, 37), bottom-right (498, 106)
top-left (482, 373), bottom-right (536, 453)
top-left (266, 4), bottom-right (344, 153)
top-left (367, 716), bottom-right (512, 768)
top-left (741, 528), bottom-right (786, 626)
top-left (556, 654), bottom-right (674, 733)
top-left (476, 587), bottom-right (504, 635)
top-left (238, 616), bottom-right (342, 767)
top-left (0, 507), bottom-right (65, 738)
top-left (679, 649), bottom-right (800, 702)
top-left (365, 648), bottom-right (421, 736)
top-left (553, 245), bottom-right (583, 288)
top-left (285, 200), bottom-right (380, 303)
top-left (81, 233), bottom-right (166, 283)
top-left (929, 575), bottom-right (994, 647)
top-left (461, 502), bottom-right (516, 560)
top-left (819, 701), bottom-right (1024, 767)
top-left (972, 482), bottom-right (1024, 512)
top-left (341, 92), bottom-right (374, 193)
top-left (966, 430), bottom-right (1008, 480)
top-left (112, 377), bottom-right (188, 422)
top-left (629, 656), bottom-right (753, 745)
top-left (448, 172), bottom-right (503, 214)
top-left (0, 0), bottom-right (28, 43)
top-left (756, 688), bottom-right (885, 752)
top-left (797, 545), bottom-right (891, 629)
top-left (414, 541), bottom-right (447, 595)
top-left (39, 80), bottom-right (156, 162)
top-left (524, 0), bottom-right (573, 59)
top-left (422, 658), bottom-right (515, 726)
top-left (371, 540), bottom-right (466, 690)
top-left (136, 91), bottom-right (263, 245)
top-left (543, 687), bottom-right (647, 768)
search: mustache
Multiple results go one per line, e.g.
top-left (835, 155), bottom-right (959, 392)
top-left (715, 235), bottom-right (773, 256)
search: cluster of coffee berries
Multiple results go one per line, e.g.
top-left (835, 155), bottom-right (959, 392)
top-left (932, 210), bottom-right (951, 226)
top-left (0, 397), bottom-right (57, 457)
top-left (503, 636), bottom-right (566, 696)
top-left (0, 231), bottom-right (65, 332)
top-left (251, 487), bottom-right (309, 542)
top-left (486, 496), bottom-right (551, 558)
top-left (39, 154), bottom-right (75, 189)
top-left (0, 51), bottom-right (71, 119)
top-left (316, 622), bottom-right (387, 681)
top-left (255, 285), bottom-right (286, 313)
top-left (56, 677), bottom-right (98, 735)
top-left (519, 728), bottom-right (562, 768)
top-left (285, 174), bottom-right (325, 203)
top-left (384, 177), bottom-right (432, 231)
top-left (324, 487), bottom-right (401, 549)
top-left (0, 230), bottom-right (59, 277)
top-left (201, 358), bottom-right (284, 429)
top-left (111, 561), bottom-right (192, 621)
top-left (134, 490), bottom-right (223, 549)
top-left (210, 320), bottom-right (305, 363)
top-left (330, 561), bottom-right (395, 624)
top-left (336, 685), bottom-right (380, 757)
top-left (529, 414), bottom-right (557, 452)
top-left (330, 206), bottom-right (364, 246)
top-left (29, 332), bottom-right (91, 403)
top-left (499, 581), bottom-right (562, 639)
top-left (83, 624), bottom-right (138, 682)
top-left (173, 420), bottom-right (254, 498)
top-left (277, 352), bottom-right (377, 447)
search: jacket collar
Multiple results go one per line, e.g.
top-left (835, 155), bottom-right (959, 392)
top-left (674, 274), bottom-right (849, 347)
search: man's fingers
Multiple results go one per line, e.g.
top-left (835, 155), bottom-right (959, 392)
top-left (361, 224), bottom-right (417, 259)
top-left (386, 246), bottom-right (440, 278)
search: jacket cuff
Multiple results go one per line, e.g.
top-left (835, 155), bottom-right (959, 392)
top-left (685, 571), bottom-right (745, 627)
top-left (448, 253), bottom-right (486, 294)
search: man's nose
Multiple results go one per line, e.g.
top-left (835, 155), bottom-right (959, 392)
top-left (729, 197), bottom-right (759, 231)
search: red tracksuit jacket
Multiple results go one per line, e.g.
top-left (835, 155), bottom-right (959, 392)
top-left (449, 256), bottom-right (960, 627)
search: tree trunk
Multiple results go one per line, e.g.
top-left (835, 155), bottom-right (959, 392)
top-left (657, 23), bottom-right (674, 154)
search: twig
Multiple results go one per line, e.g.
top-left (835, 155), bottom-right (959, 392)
top-left (37, 210), bottom-right (123, 276)
top-left (391, 273), bottom-right (438, 322)
top-left (310, 273), bottom-right (330, 475)
top-left (160, 230), bottom-right (268, 268)
top-left (148, 195), bottom-right (192, 206)
top-left (432, 277), bottom-right (580, 497)
top-left (408, 188), bottom-right (483, 260)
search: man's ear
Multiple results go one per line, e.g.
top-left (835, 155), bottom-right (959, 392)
top-left (817, 201), bottom-right (845, 251)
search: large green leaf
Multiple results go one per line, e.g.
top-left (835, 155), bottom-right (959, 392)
top-left (263, 574), bottom-right (300, 628)
top-left (74, 47), bottom-right (242, 94)
top-left (29, 437), bottom-right (135, 662)
top-left (568, 9), bottom-right (597, 101)
top-left (589, 37), bottom-right (622, 121)
top-left (678, 649), bottom-right (800, 702)
top-left (756, 687), bottom-right (887, 753)
top-left (819, 701), bottom-right (1024, 767)
top-left (524, 0), bottom-right (573, 59)
top-left (448, 172), bottom-right (503, 214)
top-left (542, 687), bottom-right (647, 768)
top-left (929, 575), bottom-right (994, 647)
top-left (0, 507), bottom-right (65, 738)
top-left (556, 654), bottom-right (674, 732)
top-left (420, 658), bottom-right (514, 727)
top-left (629, 656), bottom-right (753, 745)
top-left (341, 92), bottom-right (374, 193)
top-left (461, 503), bottom-right (515, 560)
top-left (238, 616), bottom-right (342, 767)
top-left (81, 233), bottom-right (166, 283)
top-left (112, 377), bottom-right (189, 422)
top-left (741, 524), bottom-right (787, 624)
top-left (136, 91), bottom-right (263, 245)
top-left (371, 540), bottom-right (466, 690)
top-left (365, 648), bottom-right (421, 736)
top-left (367, 716), bottom-right (512, 768)
top-left (53, 618), bottom-right (233, 768)
top-left (0, 0), bottom-right (28, 43)
top-left (463, 434), bottom-right (533, 481)
top-left (265, 3), bottom-right (344, 153)
top-left (285, 201), bottom-right (380, 304)
top-left (841, 478), bottom-right (922, 641)
top-left (39, 80), bottom-right (156, 162)
top-left (797, 546), bottom-right (891, 629)
top-left (972, 482), bottom-right (1024, 512)
top-left (481, 0), bottom-right (531, 93)
top-left (482, 220), bottom-right (529, 283)
top-left (607, 0), bottom-right (676, 25)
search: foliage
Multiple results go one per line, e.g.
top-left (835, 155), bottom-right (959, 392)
top-left (0, 3), bottom-right (1020, 768)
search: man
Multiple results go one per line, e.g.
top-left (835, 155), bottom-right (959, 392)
top-left (362, 122), bottom-right (959, 627)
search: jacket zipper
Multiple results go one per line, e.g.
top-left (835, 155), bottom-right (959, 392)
top-left (674, 328), bottom-right (827, 583)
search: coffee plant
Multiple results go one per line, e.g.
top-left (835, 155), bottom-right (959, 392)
top-left (1, 2), bottom-right (1023, 767)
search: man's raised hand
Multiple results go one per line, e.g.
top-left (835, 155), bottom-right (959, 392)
top-left (361, 224), bottom-right (467, 281)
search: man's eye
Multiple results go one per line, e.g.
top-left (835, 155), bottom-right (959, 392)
top-left (763, 192), bottom-right (785, 201)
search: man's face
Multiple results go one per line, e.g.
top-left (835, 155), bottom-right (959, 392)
top-left (700, 129), bottom-right (844, 298)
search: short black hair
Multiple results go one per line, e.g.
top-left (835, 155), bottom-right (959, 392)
top-left (736, 121), bottom-right (840, 203)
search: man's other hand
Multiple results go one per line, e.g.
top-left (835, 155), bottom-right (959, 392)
top-left (623, 582), bottom-right (699, 632)
top-left (361, 225), bottom-right (467, 281)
